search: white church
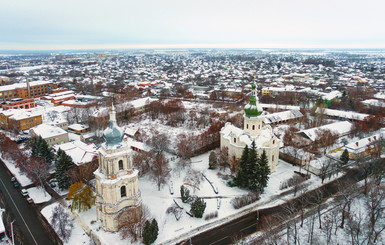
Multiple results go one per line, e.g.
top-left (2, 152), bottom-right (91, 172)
top-left (95, 105), bottom-right (142, 232)
top-left (220, 83), bottom-right (280, 171)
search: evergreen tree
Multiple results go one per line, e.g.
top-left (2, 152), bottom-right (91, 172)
top-left (31, 136), bottom-right (54, 163)
top-left (150, 219), bottom-right (159, 243)
top-left (256, 150), bottom-right (270, 192)
top-left (55, 148), bottom-right (75, 190)
top-left (180, 185), bottom-right (190, 203)
top-left (341, 149), bottom-right (349, 164)
top-left (247, 141), bottom-right (260, 191)
top-left (190, 197), bottom-right (206, 218)
top-left (234, 145), bottom-right (249, 188)
top-left (142, 220), bottom-right (152, 245)
top-left (208, 151), bottom-right (218, 169)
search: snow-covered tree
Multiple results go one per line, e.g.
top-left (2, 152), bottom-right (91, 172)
top-left (50, 205), bottom-right (74, 243)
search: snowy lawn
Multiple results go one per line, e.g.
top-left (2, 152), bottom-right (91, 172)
top-left (76, 151), bottom-right (326, 245)
top-left (0, 157), bottom-right (33, 187)
top-left (27, 187), bottom-right (52, 204)
top-left (41, 203), bottom-right (90, 245)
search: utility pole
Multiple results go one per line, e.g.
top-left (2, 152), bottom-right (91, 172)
top-left (10, 219), bottom-right (15, 245)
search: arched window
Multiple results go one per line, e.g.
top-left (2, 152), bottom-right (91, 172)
top-left (121, 186), bottom-right (126, 197)
top-left (272, 155), bottom-right (274, 161)
top-left (118, 160), bottom-right (123, 170)
top-left (252, 125), bottom-right (255, 130)
top-left (234, 138), bottom-right (236, 143)
top-left (258, 125), bottom-right (260, 129)
top-left (273, 140), bottom-right (275, 144)
top-left (246, 124), bottom-right (248, 129)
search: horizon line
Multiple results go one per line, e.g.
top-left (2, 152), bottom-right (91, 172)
top-left (1, 43), bottom-right (385, 51)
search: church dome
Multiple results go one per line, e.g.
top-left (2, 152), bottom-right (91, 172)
top-left (244, 82), bottom-right (262, 118)
top-left (103, 105), bottom-right (124, 146)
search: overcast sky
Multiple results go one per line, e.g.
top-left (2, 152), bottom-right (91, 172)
top-left (1, 0), bottom-right (384, 50)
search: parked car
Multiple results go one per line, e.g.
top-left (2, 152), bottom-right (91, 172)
top-left (11, 177), bottom-right (16, 182)
top-left (13, 182), bottom-right (19, 188)
top-left (21, 189), bottom-right (28, 196)
top-left (26, 197), bottom-right (33, 204)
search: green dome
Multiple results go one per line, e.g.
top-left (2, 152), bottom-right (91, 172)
top-left (244, 83), bottom-right (262, 118)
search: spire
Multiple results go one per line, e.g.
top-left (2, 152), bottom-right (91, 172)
top-left (103, 105), bottom-right (124, 146)
top-left (244, 82), bottom-right (262, 118)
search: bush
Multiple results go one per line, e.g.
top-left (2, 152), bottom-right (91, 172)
top-left (279, 175), bottom-right (310, 190)
top-left (204, 211), bottom-right (218, 221)
top-left (190, 197), bottom-right (206, 218)
top-left (180, 185), bottom-right (190, 203)
top-left (231, 192), bottom-right (260, 209)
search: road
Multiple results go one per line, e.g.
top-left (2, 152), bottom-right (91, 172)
top-left (0, 159), bottom-right (54, 245)
top-left (178, 167), bottom-right (366, 245)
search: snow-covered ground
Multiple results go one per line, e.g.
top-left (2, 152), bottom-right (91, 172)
top-left (41, 203), bottom-right (91, 245)
top-left (0, 157), bottom-right (33, 187)
top-left (245, 188), bottom-right (385, 245)
top-left (27, 187), bottom-right (51, 204)
top-left (73, 151), bottom-right (329, 244)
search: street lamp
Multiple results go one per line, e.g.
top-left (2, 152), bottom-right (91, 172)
top-left (10, 219), bottom-right (15, 245)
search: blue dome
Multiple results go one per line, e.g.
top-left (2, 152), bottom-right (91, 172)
top-left (103, 121), bottom-right (124, 146)
top-left (103, 105), bottom-right (124, 146)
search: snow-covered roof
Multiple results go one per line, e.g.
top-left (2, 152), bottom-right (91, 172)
top-left (264, 110), bottom-right (303, 124)
top-left (220, 122), bottom-right (275, 149)
top-left (321, 90), bottom-right (342, 101)
top-left (68, 123), bottom-right (89, 131)
top-left (259, 103), bottom-right (300, 110)
top-left (30, 124), bottom-right (67, 139)
top-left (0, 80), bottom-right (52, 92)
top-left (362, 99), bottom-right (385, 108)
top-left (345, 133), bottom-right (382, 154)
top-left (7, 108), bottom-right (42, 121)
top-left (374, 92), bottom-right (385, 100)
top-left (315, 108), bottom-right (369, 121)
top-left (299, 121), bottom-right (352, 141)
top-left (54, 140), bottom-right (97, 165)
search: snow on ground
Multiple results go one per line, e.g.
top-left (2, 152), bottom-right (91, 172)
top-left (247, 192), bottom-right (385, 245)
top-left (76, 151), bottom-right (327, 245)
top-left (27, 187), bottom-right (52, 204)
top-left (0, 157), bottom-right (32, 187)
top-left (41, 203), bottom-right (91, 245)
top-left (124, 118), bottom-right (205, 152)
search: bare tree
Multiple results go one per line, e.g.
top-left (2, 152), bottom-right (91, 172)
top-left (119, 205), bottom-right (152, 242)
top-left (335, 180), bottom-right (356, 229)
top-left (132, 151), bottom-right (152, 176)
top-left (366, 181), bottom-right (385, 244)
top-left (50, 205), bottom-right (74, 243)
top-left (146, 130), bottom-right (170, 155)
top-left (25, 156), bottom-right (49, 190)
top-left (151, 153), bottom-right (170, 191)
top-left (346, 209), bottom-right (366, 245)
top-left (217, 147), bottom-right (230, 170)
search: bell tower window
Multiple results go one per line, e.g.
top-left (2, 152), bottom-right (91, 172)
top-left (234, 138), bottom-right (236, 143)
top-left (252, 125), bottom-right (255, 130)
top-left (119, 160), bottom-right (123, 170)
top-left (121, 186), bottom-right (126, 197)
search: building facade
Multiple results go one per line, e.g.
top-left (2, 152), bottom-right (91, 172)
top-left (0, 81), bottom-right (55, 101)
top-left (95, 105), bottom-right (142, 232)
top-left (0, 108), bottom-right (42, 131)
top-left (2, 98), bottom-right (37, 110)
top-left (30, 124), bottom-right (69, 146)
top-left (220, 83), bottom-right (280, 171)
